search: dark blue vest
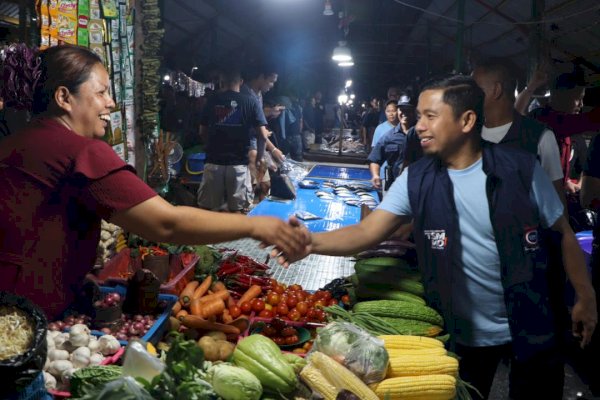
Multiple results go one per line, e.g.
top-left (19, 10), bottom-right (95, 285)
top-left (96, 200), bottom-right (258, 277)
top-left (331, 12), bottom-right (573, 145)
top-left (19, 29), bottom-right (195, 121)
top-left (407, 143), bottom-right (557, 360)
top-left (497, 111), bottom-right (547, 157)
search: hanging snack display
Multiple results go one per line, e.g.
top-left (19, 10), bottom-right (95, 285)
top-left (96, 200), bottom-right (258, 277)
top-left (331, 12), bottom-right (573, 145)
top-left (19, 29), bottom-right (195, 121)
top-left (35, 0), bottom-right (135, 165)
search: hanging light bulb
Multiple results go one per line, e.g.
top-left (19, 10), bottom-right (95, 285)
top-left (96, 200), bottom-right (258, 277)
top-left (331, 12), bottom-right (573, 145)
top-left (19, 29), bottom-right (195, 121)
top-left (332, 41), bottom-right (352, 62)
top-left (323, 0), bottom-right (334, 16)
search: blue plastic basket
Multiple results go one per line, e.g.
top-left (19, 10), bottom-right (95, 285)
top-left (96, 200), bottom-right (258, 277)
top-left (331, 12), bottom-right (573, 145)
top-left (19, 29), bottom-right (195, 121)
top-left (9, 373), bottom-right (52, 400)
top-left (184, 152), bottom-right (206, 182)
top-left (93, 286), bottom-right (177, 346)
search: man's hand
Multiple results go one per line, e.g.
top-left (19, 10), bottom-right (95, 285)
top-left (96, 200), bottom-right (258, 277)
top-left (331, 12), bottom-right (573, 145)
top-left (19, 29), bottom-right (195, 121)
top-left (571, 291), bottom-right (597, 348)
top-left (270, 148), bottom-right (285, 163)
top-left (566, 180), bottom-right (581, 194)
top-left (250, 216), bottom-right (311, 267)
top-left (527, 65), bottom-right (549, 92)
top-left (371, 175), bottom-right (382, 189)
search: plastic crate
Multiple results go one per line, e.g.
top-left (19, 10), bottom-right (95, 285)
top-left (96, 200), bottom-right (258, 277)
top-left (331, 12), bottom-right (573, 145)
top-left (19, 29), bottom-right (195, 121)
top-left (93, 286), bottom-right (178, 346)
top-left (96, 249), bottom-right (199, 295)
top-left (7, 372), bottom-right (53, 400)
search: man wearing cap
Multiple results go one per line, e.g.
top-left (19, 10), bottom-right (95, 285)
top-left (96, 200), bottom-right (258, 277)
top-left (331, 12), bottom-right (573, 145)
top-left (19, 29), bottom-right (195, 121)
top-left (368, 96), bottom-right (416, 191)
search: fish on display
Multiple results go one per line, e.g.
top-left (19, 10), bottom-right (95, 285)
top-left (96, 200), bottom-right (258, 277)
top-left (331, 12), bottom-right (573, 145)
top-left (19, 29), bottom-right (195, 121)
top-left (322, 181), bottom-right (335, 188)
top-left (359, 194), bottom-right (376, 200)
top-left (344, 199), bottom-right (362, 206)
top-left (336, 192), bottom-right (356, 198)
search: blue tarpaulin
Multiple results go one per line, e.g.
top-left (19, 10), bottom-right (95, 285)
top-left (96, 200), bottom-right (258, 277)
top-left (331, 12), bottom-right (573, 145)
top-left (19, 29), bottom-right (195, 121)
top-left (306, 165), bottom-right (372, 180)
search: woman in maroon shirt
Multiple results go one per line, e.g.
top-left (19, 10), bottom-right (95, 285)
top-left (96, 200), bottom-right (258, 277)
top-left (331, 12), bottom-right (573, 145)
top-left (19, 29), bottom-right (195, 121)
top-left (0, 45), bottom-right (310, 320)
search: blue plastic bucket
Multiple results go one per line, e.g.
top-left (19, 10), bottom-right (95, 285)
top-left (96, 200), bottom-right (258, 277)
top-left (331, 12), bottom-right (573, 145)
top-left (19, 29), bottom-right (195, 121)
top-left (185, 153), bottom-right (206, 182)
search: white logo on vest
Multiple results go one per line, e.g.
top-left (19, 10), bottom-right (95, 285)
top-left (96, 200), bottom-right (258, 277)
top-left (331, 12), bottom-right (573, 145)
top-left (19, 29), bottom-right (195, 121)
top-left (424, 230), bottom-right (447, 250)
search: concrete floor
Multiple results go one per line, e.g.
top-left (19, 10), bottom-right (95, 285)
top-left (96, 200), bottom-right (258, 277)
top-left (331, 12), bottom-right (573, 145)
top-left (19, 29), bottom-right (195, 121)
top-left (488, 359), bottom-right (598, 400)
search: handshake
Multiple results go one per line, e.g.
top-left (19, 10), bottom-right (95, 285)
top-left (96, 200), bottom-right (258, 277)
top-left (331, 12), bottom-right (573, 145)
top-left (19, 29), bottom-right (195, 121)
top-left (250, 215), bottom-right (312, 267)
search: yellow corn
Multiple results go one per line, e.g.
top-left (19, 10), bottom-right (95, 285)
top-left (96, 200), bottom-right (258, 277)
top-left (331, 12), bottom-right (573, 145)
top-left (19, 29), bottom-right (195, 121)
top-left (300, 364), bottom-right (338, 400)
top-left (372, 374), bottom-right (456, 400)
top-left (387, 354), bottom-right (459, 378)
top-left (309, 351), bottom-right (379, 400)
top-left (387, 347), bottom-right (447, 357)
top-left (378, 335), bottom-right (444, 350)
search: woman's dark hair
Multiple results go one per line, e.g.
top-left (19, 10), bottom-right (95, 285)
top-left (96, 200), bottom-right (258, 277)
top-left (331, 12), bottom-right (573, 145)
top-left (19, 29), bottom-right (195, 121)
top-left (421, 74), bottom-right (485, 134)
top-left (32, 45), bottom-right (103, 115)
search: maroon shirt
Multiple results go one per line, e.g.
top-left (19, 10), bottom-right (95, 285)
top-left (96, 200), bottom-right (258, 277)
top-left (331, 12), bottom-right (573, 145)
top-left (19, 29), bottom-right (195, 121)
top-left (0, 118), bottom-right (156, 320)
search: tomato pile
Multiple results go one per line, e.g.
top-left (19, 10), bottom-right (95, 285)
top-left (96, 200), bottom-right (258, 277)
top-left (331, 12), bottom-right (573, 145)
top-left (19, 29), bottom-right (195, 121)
top-left (255, 317), bottom-right (314, 354)
top-left (235, 279), bottom-right (337, 323)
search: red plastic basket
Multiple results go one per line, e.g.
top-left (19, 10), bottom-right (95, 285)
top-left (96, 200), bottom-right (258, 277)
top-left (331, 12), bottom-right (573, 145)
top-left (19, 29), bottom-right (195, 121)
top-left (95, 249), bottom-right (199, 294)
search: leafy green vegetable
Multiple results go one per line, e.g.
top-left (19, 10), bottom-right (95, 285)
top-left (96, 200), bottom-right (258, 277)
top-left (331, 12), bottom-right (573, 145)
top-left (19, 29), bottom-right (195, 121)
top-left (70, 365), bottom-right (123, 398)
top-left (145, 333), bottom-right (218, 399)
top-left (207, 363), bottom-right (262, 400)
top-left (74, 376), bottom-right (154, 400)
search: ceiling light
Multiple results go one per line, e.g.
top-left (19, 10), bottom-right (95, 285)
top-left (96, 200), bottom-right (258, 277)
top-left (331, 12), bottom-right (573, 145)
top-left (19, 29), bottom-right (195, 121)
top-left (338, 61), bottom-right (354, 67)
top-left (345, 79), bottom-right (353, 88)
top-left (332, 41), bottom-right (352, 62)
top-left (338, 93), bottom-right (349, 105)
top-left (323, 0), bottom-right (334, 16)
top-left (163, 74), bottom-right (171, 82)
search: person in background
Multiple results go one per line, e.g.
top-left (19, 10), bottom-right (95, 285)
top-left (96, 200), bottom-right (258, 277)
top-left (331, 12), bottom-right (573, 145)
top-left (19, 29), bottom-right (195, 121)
top-left (371, 100), bottom-right (399, 149)
top-left (289, 75), bottom-right (597, 399)
top-left (0, 45), bottom-right (310, 321)
top-left (378, 85), bottom-right (401, 123)
top-left (578, 135), bottom-right (600, 396)
top-left (360, 96), bottom-right (381, 146)
top-left (197, 68), bottom-right (268, 213)
top-left (312, 90), bottom-right (325, 145)
top-left (368, 97), bottom-right (416, 191)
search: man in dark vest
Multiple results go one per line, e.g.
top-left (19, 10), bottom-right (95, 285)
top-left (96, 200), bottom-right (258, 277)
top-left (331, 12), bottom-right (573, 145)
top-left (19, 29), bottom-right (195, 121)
top-left (296, 75), bottom-right (597, 399)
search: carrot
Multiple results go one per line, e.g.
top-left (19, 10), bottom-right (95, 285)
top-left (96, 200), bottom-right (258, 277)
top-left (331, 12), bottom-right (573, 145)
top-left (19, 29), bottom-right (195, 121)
top-left (211, 281), bottom-right (227, 293)
top-left (180, 315), bottom-right (241, 335)
top-left (197, 290), bottom-right (229, 305)
top-left (192, 276), bottom-right (212, 300)
top-left (172, 301), bottom-right (182, 316)
top-left (227, 316), bottom-right (250, 334)
top-left (176, 309), bottom-right (189, 321)
top-left (180, 280), bottom-right (200, 306)
top-left (189, 297), bottom-right (203, 316)
top-left (200, 298), bottom-right (225, 319)
top-left (222, 309), bottom-right (233, 324)
top-left (236, 284), bottom-right (262, 306)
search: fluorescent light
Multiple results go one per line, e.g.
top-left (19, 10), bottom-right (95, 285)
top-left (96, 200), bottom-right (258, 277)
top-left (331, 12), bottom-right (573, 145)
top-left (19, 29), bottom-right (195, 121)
top-left (350, 94), bottom-right (355, 99)
top-left (338, 61), bottom-right (354, 67)
top-left (163, 74), bottom-right (171, 81)
top-left (332, 41), bottom-right (352, 62)
top-left (323, 0), bottom-right (334, 16)
top-left (345, 80), bottom-right (353, 88)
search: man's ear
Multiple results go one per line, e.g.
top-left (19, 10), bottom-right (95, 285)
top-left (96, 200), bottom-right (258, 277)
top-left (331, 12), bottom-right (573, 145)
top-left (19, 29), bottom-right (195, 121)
top-left (461, 110), bottom-right (478, 133)
top-left (492, 81), bottom-right (503, 100)
top-left (54, 86), bottom-right (73, 112)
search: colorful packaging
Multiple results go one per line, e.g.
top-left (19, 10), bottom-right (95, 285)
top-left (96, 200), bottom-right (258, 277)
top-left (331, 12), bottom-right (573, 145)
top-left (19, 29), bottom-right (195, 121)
top-left (90, 0), bottom-right (101, 19)
top-left (109, 110), bottom-right (124, 145)
top-left (100, 0), bottom-right (118, 19)
top-left (48, 0), bottom-right (59, 43)
top-left (77, 0), bottom-right (90, 47)
top-left (57, 0), bottom-right (77, 44)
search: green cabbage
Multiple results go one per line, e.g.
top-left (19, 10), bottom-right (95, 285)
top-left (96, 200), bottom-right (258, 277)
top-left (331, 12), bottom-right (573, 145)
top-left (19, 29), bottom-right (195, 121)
top-left (207, 363), bottom-right (262, 400)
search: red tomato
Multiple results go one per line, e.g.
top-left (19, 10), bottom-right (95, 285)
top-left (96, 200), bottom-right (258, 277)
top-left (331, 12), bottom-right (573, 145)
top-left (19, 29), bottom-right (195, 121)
top-left (296, 301), bottom-right (308, 315)
top-left (321, 291), bottom-right (332, 301)
top-left (314, 309), bottom-right (327, 322)
top-left (274, 285), bottom-right (285, 295)
top-left (263, 324), bottom-right (277, 337)
top-left (266, 292), bottom-right (280, 306)
top-left (228, 305), bottom-right (241, 318)
top-left (306, 308), bottom-right (317, 320)
top-left (286, 296), bottom-right (298, 308)
top-left (313, 300), bottom-right (326, 308)
top-left (272, 336), bottom-right (286, 346)
top-left (327, 298), bottom-right (338, 306)
top-left (288, 309), bottom-right (301, 321)
top-left (258, 309), bottom-right (273, 318)
top-left (268, 278), bottom-right (279, 287)
top-left (341, 294), bottom-right (351, 305)
top-left (240, 301), bottom-right (252, 313)
top-left (285, 334), bottom-right (300, 345)
top-left (288, 284), bottom-right (303, 292)
top-left (281, 326), bottom-right (298, 337)
top-left (252, 299), bottom-right (266, 312)
top-left (276, 303), bottom-right (289, 316)
top-left (296, 291), bottom-right (307, 301)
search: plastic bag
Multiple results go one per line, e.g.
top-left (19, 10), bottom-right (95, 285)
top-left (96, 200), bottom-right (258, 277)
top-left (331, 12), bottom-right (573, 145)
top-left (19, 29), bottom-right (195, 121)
top-left (309, 321), bottom-right (389, 384)
top-left (76, 376), bottom-right (154, 400)
top-left (0, 291), bottom-right (48, 397)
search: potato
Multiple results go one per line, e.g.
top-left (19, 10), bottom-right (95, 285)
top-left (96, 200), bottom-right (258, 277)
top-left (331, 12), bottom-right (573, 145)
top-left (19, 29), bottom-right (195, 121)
top-left (204, 331), bottom-right (227, 341)
top-left (216, 340), bottom-right (235, 361)
top-left (197, 336), bottom-right (219, 361)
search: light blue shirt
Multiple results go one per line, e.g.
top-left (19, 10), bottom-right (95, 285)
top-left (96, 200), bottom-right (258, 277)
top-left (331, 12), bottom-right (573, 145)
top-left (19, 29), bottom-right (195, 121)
top-left (378, 158), bottom-right (564, 346)
top-left (372, 121), bottom-right (395, 147)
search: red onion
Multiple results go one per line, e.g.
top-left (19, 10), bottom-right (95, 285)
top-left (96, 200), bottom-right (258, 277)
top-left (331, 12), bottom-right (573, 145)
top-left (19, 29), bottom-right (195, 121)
top-left (116, 333), bottom-right (128, 341)
top-left (128, 327), bottom-right (140, 336)
top-left (47, 322), bottom-right (59, 331)
top-left (133, 315), bottom-right (144, 322)
top-left (133, 322), bottom-right (144, 331)
top-left (55, 321), bottom-right (65, 330)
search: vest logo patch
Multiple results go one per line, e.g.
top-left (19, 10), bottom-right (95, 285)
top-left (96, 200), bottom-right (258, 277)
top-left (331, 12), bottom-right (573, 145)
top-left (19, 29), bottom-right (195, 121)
top-left (424, 230), bottom-right (447, 250)
top-left (524, 226), bottom-right (540, 252)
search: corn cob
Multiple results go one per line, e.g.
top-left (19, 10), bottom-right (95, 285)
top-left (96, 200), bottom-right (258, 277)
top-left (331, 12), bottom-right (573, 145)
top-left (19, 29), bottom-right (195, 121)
top-left (309, 352), bottom-right (379, 400)
top-left (300, 364), bottom-right (338, 400)
top-left (378, 335), bottom-right (444, 350)
top-left (387, 354), bottom-right (459, 378)
top-left (386, 347), bottom-right (448, 357)
top-left (372, 374), bottom-right (457, 400)
top-left (353, 300), bottom-right (444, 326)
top-left (378, 317), bottom-right (443, 337)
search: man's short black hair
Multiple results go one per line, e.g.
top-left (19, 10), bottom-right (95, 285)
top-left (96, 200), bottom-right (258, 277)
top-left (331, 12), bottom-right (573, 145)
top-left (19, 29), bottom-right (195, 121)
top-left (474, 57), bottom-right (518, 101)
top-left (421, 74), bottom-right (485, 134)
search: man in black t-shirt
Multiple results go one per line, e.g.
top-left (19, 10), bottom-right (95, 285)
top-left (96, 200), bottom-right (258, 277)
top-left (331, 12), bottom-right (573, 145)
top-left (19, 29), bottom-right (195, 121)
top-left (197, 69), bottom-right (268, 212)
